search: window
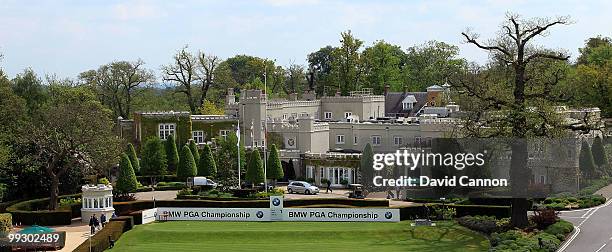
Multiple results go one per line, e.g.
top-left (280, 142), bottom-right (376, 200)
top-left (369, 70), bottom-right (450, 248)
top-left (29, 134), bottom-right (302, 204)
top-left (393, 136), bottom-right (403, 146)
top-left (324, 112), bottom-right (333, 119)
top-left (219, 130), bottom-right (230, 140)
top-left (402, 102), bottom-right (413, 110)
top-left (414, 137), bottom-right (422, 147)
top-left (354, 136), bottom-right (358, 145)
top-left (540, 175), bottom-right (546, 184)
top-left (158, 123), bottom-right (176, 140)
top-left (192, 131), bottom-right (205, 144)
top-left (336, 135), bottom-right (345, 144)
top-left (344, 112), bottom-right (352, 118)
top-left (372, 135), bottom-right (381, 146)
top-left (282, 114), bottom-right (288, 120)
top-left (306, 166), bottom-right (315, 179)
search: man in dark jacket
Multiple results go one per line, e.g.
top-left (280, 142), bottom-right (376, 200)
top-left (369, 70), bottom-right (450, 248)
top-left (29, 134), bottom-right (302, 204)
top-left (93, 214), bottom-right (100, 232)
top-left (326, 180), bottom-right (332, 193)
top-left (89, 215), bottom-right (96, 234)
top-left (100, 214), bottom-right (107, 228)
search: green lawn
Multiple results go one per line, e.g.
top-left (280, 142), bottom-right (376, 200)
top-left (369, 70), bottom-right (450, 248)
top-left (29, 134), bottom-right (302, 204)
top-left (109, 221), bottom-right (489, 252)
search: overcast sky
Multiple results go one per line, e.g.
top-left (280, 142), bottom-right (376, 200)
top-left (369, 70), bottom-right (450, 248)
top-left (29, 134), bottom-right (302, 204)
top-left (0, 0), bottom-right (610, 79)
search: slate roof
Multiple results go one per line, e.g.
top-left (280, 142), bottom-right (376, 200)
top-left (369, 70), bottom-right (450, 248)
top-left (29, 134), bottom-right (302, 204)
top-left (385, 92), bottom-right (428, 117)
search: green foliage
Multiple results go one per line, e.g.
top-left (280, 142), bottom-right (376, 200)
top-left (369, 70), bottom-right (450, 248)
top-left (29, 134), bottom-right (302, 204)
top-left (126, 143), bottom-right (140, 173)
top-left (530, 208), bottom-right (559, 229)
top-left (361, 40), bottom-right (405, 93)
top-left (457, 215), bottom-right (511, 234)
top-left (0, 213), bottom-right (12, 235)
top-left (592, 136), bottom-right (609, 171)
top-left (490, 230), bottom-right (561, 252)
top-left (177, 188), bottom-right (193, 196)
top-left (199, 100), bottom-right (225, 115)
top-left (541, 194), bottom-right (605, 210)
top-left (98, 177), bottom-right (110, 185)
top-left (117, 153), bottom-right (139, 194)
top-left (579, 140), bottom-right (597, 179)
top-left (165, 134), bottom-right (179, 173)
top-left (266, 144), bottom-right (283, 180)
top-left (215, 132), bottom-right (245, 190)
top-left (140, 137), bottom-right (168, 177)
top-left (429, 204), bottom-right (456, 220)
top-left (59, 197), bottom-right (81, 207)
top-left (404, 41), bottom-right (464, 91)
top-left (11, 68), bottom-right (47, 115)
top-left (577, 176), bottom-right (612, 196)
top-left (198, 144), bottom-right (217, 177)
top-left (246, 149), bottom-right (265, 185)
top-left (360, 143), bottom-right (374, 189)
top-left (189, 140), bottom-right (200, 168)
top-left (177, 145), bottom-right (197, 180)
top-left (544, 220), bottom-right (574, 237)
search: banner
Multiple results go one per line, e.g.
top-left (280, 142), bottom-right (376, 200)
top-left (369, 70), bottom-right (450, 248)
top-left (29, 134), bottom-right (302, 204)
top-left (157, 208), bottom-right (269, 221)
top-left (142, 208), bottom-right (157, 224)
top-left (284, 208), bottom-right (399, 222)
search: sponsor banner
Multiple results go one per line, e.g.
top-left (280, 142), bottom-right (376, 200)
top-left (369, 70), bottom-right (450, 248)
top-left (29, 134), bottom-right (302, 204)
top-left (270, 196), bottom-right (283, 221)
top-left (284, 208), bottom-right (400, 222)
top-left (142, 208), bottom-right (157, 224)
top-left (157, 208), bottom-right (269, 221)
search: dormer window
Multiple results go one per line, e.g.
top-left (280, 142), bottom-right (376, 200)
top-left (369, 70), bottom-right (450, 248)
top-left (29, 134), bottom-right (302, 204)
top-left (401, 95), bottom-right (417, 111)
top-left (402, 102), bottom-right (413, 110)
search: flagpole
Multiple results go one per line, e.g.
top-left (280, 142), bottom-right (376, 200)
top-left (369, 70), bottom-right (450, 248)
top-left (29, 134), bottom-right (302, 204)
top-left (237, 119), bottom-right (241, 189)
top-left (263, 60), bottom-right (268, 192)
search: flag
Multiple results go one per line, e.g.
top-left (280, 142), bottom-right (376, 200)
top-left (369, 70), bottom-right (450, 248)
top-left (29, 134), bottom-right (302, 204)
top-left (236, 121), bottom-right (240, 147)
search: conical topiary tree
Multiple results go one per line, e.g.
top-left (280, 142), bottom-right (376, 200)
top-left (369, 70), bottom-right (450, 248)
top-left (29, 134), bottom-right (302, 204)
top-left (579, 140), bottom-right (597, 180)
top-left (592, 136), bottom-right (609, 173)
top-left (177, 145), bottom-right (197, 181)
top-left (198, 144), bottom-right (217, 178)
top-left (189, 140), bottom-right (200, 169)
top-left (126, 143), bottom-right (140, 174)
top-left (165, 134), bottom-right (179, 173)
top-left (116, 153), bottom-right (138, 195)
top-left (360, 143), bottom-right (374, 189)
top-left (246, 148), bottom-right (265, 187)
top-left (266, 144), bottom-right (283, 186)
top-left (140, 136), bottom-right (167, 186)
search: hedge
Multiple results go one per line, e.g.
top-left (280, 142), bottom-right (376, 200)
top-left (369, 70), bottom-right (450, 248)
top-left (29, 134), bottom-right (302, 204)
top-left (136, 175), bottom-right (180, 186)
top-left (0, 213), bottom-right (11, 235)
top-left (6, 194), bottom-right (82, 226)
top-left (73, 216), bottom-right (133, 252)
top-left (393, 204), bottom-right (511, 220)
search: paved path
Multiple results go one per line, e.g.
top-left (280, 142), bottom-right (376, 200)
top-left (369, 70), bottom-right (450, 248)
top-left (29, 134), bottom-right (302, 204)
top-left (559, 184), bottom-right (612, 252)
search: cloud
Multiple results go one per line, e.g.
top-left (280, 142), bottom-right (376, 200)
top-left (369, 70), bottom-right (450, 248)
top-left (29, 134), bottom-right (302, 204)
top-left (262, 0), bottom-right (320, 7)
top-left (112, 1), bottom-right (167, 21)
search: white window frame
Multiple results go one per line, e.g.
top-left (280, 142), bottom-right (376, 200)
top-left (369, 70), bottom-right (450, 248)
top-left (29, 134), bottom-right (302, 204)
top-left (192, 130), bottom-right (205, 144)
top-left (219, 130), bottom-right (230, 140)
top-left (393, 136), bottom-right (403, 146)
top-left (336, 135), bottom-right (345, 144)
top-left (372, 135), bottom-right (381, 146)
top-left (282, 114), bottom-right (288, 120)
top-left (324, 111), bottom-right (333, 119)
top-left (344, 112), bottom-right (352, 118)
top-left (158, 123), bottom-right (176, 140)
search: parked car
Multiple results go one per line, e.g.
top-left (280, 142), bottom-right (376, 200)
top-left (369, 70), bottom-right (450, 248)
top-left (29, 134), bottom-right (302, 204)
top-left (287, 181), bottom-right (319, 195)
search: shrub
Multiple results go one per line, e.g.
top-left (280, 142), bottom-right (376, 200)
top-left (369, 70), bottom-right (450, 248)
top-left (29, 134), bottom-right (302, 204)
top-left (530, 208), bottom-right (559, 229)
top-left (266, 144), bottom-right (284, 182)
top-left (73, 217), bottom-right (132, 252)
top-left (429, 204), bottom-right (456, 220)
top-left (116, 153), bottom-right (139, 194)
top-left (127, 143), bottom-right (140, 173)
top-left (0, 213), bottom-right (12, 236)
top-left (7, 194), bottom-right (81, 226)
top-left (544, 220), bottom-right (574, 238)
top-left (246, 149), bottom-right (264, 184)
top-left (177, 145), bottom-right (197, 180)
top-left (98, 177), bottom-right (110, 185)
top-left (198, 144), bottom-right (217, 178)
top-left (141, 137), bottom-right (167, 178)
top-left (340, 179), bottom-right (349, 186)
top-left (59, 197), bottom-right (81, 208)
top-left (457, 215), bottom-right (511, 234)
top-left (177, 188), bottom-right (193, 196)
top-left (189, 140), bottom-right (200, 168)
top-left (165, 134), bottom-right (179, 173)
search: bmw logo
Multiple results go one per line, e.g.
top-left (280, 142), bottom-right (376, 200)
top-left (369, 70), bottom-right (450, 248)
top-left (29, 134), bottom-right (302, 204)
top-left (256, 211), bottom-right (264, 218)
top-left (272, 198), bottom-right (281, 206)
top-left (385, 212), bottom-right (393, 219)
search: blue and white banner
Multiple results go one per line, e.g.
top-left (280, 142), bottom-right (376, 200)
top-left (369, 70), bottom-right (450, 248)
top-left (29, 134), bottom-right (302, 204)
top-left (157, 208), bottom-right (269, 221)
top-left (283, 208), bottom-right (399, 222)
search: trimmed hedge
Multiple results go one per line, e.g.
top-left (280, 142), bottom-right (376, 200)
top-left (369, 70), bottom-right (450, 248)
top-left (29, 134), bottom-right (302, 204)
top-left (73, 216), bottom-right (133, 252)
top-left (136, 175), bottom-right (180, 186)
top-left (6, 194), bottom-right (82, 226)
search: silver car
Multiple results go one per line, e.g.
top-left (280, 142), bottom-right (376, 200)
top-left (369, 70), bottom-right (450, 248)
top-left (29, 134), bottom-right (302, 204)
top-left (287, 181), bottom-right (319, 195)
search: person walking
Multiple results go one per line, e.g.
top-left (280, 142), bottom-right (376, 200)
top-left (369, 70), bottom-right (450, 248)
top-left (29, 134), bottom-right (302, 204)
top-left (326, 179), bottom-right (332, 193)
top-left (100, 213), bottom-right (107, 228)
top-left (88, 215), bottom-right (96, 234)
top-left (93, 214), bottom-right (100, 232)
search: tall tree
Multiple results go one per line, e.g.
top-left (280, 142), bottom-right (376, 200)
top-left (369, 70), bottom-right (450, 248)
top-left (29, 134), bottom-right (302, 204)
top-left (116, 153), bottom-right (138, 195)
top-left (592, 136), bottom-right (609, 172)
top-left (266, 144), bottom-right (284, 186)
top-left (577, 36), bottom-right (612, 65)
top-left (140, 136), bottom-right (167, 185)
top-left (456, 13), bottom-right (571, 227)
top-left (307, 45), bottom-right (337, 96)
top-left (285, 63), bottom-right (305, 94)
top-left (165, 134), bottom-right (179, 173)
top-left (333, 30), bottom-right (364, 95)
top-left (246, 148), bottom-right (265, 186)
top-left (198, 144), bottom-right (217, 178)
top-left (28, 85), bottom-right (120, 210)
top-left (79, 59), bottom-right (154, 119)
top-left (189, 140), bottom-right (200, 168)
top-left (215, 132), bottom-right (245, 190)
top-left (177, 145), bottom-right (197, 180)
top-left (197, 52), bottom-right (220, 107)
top-left (11, 68), bottom-right (47, 115)
top-left (362, 40), bottom-right (405, 93)
top-left (570, 36), bottom-right (612, 117)
top-left (360, 143), bottom-right (375, 190)
top-left (404, 41), bottom-right (464, 91)
top-left (162, 46), bottom-right (200, 113)
top-left (126, 143), bottom-right (140, 174)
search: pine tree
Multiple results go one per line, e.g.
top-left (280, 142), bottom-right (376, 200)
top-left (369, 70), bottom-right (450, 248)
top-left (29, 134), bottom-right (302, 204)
top-left (360, 143), bottom-right (374, 189)
top-left (198, 144), bottom-right (217, 178)
top-left (266, 144), bottom-right (284, 185)
top-left (592, 136), bottom-right (609, 173)
top-left (116, 153), bottom-right (138, 195)
top-left (579, 140), bottom-right (597, 180)
top-left (177, 145), bottom-right (197, 180)
top-left (140, 137), bottom-right (167, 179)
top-left (246, 148), bottom-right (265, 186)
top-left (126, 143), bottom-right (140, 174)
top-left (165, 134), bottom-right (179, 173)
top-left (189, 140), bottom-right (200, 169)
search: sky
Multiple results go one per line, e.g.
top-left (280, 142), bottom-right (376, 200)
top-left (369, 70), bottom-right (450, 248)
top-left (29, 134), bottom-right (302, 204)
top-left (0, 0), bottom-right (611, 79)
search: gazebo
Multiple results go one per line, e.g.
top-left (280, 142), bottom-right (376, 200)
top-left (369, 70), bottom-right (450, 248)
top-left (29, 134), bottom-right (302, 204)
top-left (81, 184), bottom-right (115, 224)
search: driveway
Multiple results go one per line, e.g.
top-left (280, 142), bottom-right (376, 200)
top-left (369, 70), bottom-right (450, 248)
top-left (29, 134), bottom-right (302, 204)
top-left (559, 184), bottom-right (612, 252)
